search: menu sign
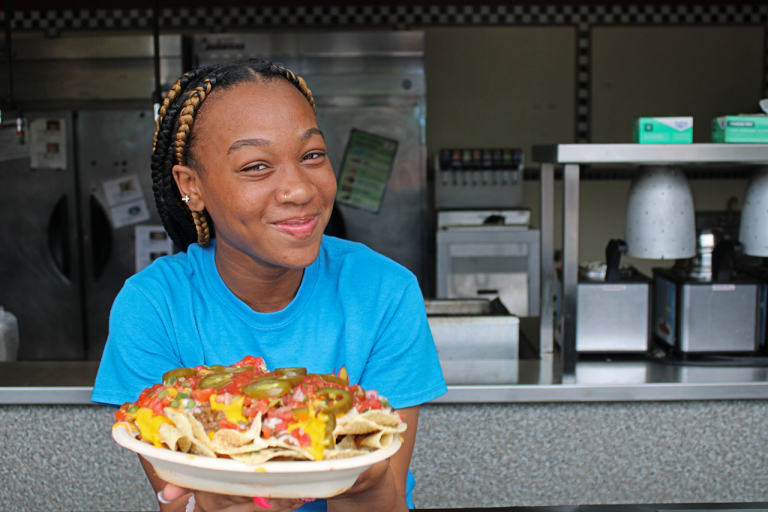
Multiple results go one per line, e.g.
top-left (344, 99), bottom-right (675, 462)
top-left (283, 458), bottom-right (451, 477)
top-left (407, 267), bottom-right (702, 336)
top-left (335, 129), bottom-right (398, 214)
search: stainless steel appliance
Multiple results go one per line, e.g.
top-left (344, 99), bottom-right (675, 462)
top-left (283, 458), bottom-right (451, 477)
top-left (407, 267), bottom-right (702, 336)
top-left (433, 146), bottom-right (538, 316)
top-left (0, 110), bottom-right (160, 360)
top-left (434, 148), bottom-right (524, 210)
top-left (653, 240), bottom-right (760, 354)
top-left (425, 298), bottom-right (519, 385)
top-left (193, 31), bottom-right (429, 291)
top-left (556, 240), bottom-right (651, 353)
top-left (436, 210), bottom-right (539, 317)
top-left (0, 34), bottom-right (183, 361)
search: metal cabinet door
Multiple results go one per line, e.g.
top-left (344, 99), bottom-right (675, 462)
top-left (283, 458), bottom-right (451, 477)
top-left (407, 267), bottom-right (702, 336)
top-left (0, 113), bottom-right (84, 360)
top-left (319, 105), bottom-right (427, 290)
top-left (77, 110), bottom-right (160, 360)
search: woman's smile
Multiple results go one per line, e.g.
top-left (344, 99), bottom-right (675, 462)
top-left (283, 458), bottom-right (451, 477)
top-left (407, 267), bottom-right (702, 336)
top-left (270, 214), bottom-right (319, 238)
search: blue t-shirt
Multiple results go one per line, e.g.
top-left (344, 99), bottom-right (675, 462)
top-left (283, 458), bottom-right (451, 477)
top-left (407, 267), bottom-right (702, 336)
top-left (92, 235), bottom-right (446, 510)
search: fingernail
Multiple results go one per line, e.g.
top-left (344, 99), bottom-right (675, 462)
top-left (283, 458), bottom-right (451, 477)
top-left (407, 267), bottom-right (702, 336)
top-left (253, 497), bottom-right (273, 509)
top-left (157, 490), bottom-right (172, 505)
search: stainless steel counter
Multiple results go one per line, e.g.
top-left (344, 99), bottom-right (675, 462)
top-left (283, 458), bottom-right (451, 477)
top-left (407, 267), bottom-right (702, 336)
top-left (3, 356), bottom-right (768, 404)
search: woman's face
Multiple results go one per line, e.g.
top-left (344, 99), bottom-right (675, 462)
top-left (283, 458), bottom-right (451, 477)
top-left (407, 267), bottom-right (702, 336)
top-left (180, 79), bottom-right (337, 269)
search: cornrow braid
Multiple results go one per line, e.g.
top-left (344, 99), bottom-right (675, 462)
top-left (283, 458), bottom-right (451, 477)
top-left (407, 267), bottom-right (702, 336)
top-left (150, 59), bottom-right (317, 251)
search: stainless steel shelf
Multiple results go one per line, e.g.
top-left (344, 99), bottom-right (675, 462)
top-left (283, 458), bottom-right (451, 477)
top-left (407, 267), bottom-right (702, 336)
top-left (530, 143), bottom-right (768, 378)
top-left (532, 143), bottom-right (768, 165)
top-left (3, 357), bottom-right (768, 404)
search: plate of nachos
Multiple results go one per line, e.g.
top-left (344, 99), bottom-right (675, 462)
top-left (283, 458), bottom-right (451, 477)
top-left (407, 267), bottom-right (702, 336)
top-left (111, 356), bottom-right (406, 498)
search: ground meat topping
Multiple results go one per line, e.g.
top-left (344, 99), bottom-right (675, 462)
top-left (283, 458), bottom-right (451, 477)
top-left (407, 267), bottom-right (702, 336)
top-left (193, 402), bottom-right (224, 431)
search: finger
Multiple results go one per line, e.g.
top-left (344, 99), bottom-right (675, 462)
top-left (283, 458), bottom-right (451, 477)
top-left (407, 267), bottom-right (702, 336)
top-left (161, 483), bottom-right (190, 502)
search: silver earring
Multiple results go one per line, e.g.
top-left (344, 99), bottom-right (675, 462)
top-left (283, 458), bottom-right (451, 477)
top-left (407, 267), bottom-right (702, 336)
top-left (182, 195), bottom-right (190, 203)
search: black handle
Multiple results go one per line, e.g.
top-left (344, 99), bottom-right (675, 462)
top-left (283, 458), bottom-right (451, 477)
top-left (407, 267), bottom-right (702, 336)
top-left (47, 194), bottom-right (71, 280)
top-left (712, 239), bottom-right (741, 283)
top-left (90, 194), bottom-right (112, 281)
top-left (605, 239), bottom-right (628, 282)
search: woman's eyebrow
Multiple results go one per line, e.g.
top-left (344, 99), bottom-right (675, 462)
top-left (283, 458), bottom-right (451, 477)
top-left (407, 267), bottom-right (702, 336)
top-left (227, 128), bottom-right (323, 156)
top-left (228, 138), bottom-right (270, 155)
top-left (302, 127), bottom-right (324, 142)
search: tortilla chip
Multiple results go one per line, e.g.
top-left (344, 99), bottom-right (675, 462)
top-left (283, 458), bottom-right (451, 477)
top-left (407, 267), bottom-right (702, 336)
top-left (210, 414), bottom-right (267, 454)
top-left (164, 408), bottom-right (216, 458)
top-left (231, 448), bottom-right (310, 464)
top-left (359, 429), bottom-right (401, 450)
top-left (324, 447), bottom-right (372, 459)
top-left (265, 437), bottom-right (315, 461)
top-left (158, 423), bottom-right (191, 453)
top-left (334, 410), bottom-right (404, 436)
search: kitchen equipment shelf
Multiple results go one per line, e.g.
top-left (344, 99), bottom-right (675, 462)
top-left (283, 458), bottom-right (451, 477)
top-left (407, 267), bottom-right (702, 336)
top-left (530, 143), bottom-right (768, 379)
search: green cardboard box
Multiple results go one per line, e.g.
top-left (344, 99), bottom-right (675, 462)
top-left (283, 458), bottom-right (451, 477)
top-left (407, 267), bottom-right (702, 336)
top-left (712, 115), bottom-right (768, 143)
top-left (634, 117), bottom-right (693, 144)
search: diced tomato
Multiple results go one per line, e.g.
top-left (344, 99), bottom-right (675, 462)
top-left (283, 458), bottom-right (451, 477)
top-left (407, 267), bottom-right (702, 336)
top-left (217, 382), bottom-right (240, 396)
top-left (358, 398), bottom-right (382, 411)
top-left (262, 425), bottom-right (273, 438)
top-left (191, 388), bottom-right (213, 402)
top-left (290, 429), bottom-right (311, 447)
top-left (219, 418), bottom-right (238, 430)
top-left (237, 356), bottom-right (265, 369)
top-left (115, 409), bottom-right (128, 422)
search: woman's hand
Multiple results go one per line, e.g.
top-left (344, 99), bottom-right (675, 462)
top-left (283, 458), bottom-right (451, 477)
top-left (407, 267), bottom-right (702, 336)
top-left (161, 483), bottom-right (304, 512)
top-left (327, 459), bottom-right (408, 512)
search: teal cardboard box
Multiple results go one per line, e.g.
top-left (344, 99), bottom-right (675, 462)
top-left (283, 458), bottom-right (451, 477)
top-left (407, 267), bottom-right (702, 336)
top-left (634, 117), bottom-right (693, 144)
top-left (712, 115), bottom-right (768, 143)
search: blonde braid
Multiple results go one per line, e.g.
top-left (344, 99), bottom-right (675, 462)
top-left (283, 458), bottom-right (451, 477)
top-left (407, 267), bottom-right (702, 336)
top-left (191, 210), bottom-right (211, 247)
top-left (170, 78), bottom-right (215, 246)
top-left (174, 79), bottom-right (214, 166)
top-left (153, 75), bottom-right (187, 151)
top-left (272, 63), bottom-right (316, 113)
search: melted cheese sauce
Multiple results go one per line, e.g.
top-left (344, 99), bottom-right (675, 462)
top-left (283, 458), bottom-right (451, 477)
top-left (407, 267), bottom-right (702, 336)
top-left (288, 414), bottom-right (328, 460)
top-left (135, 407), bottom-right (173, 448)
top-left (209, 394), bottom-right (246, 425)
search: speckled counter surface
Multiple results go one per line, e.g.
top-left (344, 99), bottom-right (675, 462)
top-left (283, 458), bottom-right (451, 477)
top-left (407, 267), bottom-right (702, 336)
top-left (2, 401), bottom-right (768, 512)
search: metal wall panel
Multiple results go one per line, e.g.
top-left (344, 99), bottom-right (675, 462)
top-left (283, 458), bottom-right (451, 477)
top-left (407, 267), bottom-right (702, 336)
top-left (76, 110), bottom-right (160, 360)
top-left (0, 113), bottom-right (84, 360)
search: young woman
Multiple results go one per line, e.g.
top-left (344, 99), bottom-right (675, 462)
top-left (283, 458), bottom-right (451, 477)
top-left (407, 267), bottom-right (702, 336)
top-left (91, 59), bottom-right (446, 512)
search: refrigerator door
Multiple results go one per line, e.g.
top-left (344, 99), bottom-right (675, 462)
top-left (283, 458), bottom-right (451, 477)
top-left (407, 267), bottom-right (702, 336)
top-left (77, 110), bottom-right (160, 360)
top-left (0, 112), bottom-right (85, 360)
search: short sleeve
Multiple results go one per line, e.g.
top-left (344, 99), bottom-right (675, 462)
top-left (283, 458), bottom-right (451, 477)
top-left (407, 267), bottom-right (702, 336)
top-left (91, 281), bottom-right (183, 407)
top-left (358, 275), bottom-right (447, 409)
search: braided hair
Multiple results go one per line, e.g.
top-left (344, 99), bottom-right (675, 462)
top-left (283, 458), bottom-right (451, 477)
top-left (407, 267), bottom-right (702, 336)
top-left (151, 59), bottom-right (317, 250)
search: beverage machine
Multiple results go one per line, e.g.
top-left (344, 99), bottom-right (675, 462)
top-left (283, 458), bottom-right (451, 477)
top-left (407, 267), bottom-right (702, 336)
top-left (434, 148), bottom-right (539, 317)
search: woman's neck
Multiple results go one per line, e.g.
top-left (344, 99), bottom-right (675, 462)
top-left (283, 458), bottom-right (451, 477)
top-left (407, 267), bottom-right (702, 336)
top-left (213, 237), bottom-right (304, 313)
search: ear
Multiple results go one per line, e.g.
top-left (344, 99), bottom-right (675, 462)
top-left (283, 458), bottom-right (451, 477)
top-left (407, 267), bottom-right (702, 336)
top-left (172, 165), bottom-right (205, 211)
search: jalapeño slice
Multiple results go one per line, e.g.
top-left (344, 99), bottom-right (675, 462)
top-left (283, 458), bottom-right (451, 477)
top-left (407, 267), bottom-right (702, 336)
top-left (317, 410), bottom-right (337, 449)
top-left (275, 367), bottom-right (307, 387)
top-left (162, 367), bottom-right (199, 385)
top-left (241, 378), bottom-right (291, 400)
top-left (198, 372), bottom-right (232, 390)
top-left (316, 387), bottom-right (353, 416)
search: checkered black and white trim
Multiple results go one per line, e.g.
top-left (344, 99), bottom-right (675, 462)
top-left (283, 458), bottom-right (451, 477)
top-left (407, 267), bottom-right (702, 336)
top-left (1, 4), bottom-right (766, 143)
top-left (2, 4), bottom-right (765, 32)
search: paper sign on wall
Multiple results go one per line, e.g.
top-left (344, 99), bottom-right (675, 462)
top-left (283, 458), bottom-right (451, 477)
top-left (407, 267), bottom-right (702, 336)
top-left (29, 118), bottom-right (66, 169)
top-left (102, 175), bottom-right (144, 207)
top-left (110, 198), bottom-right (150, 229)
top-left (135, 225), bottom-right (174, 273)
top-left (335, 129), bottom-right (398, 214)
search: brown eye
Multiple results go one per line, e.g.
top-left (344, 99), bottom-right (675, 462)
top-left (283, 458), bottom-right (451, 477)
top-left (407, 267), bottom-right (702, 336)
top-left (303, 151), bottom-right (325, 161)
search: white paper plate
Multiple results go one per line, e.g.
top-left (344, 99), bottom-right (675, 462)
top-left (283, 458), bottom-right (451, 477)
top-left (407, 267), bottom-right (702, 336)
top-left (112, 425), bottom-right (402, 498)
